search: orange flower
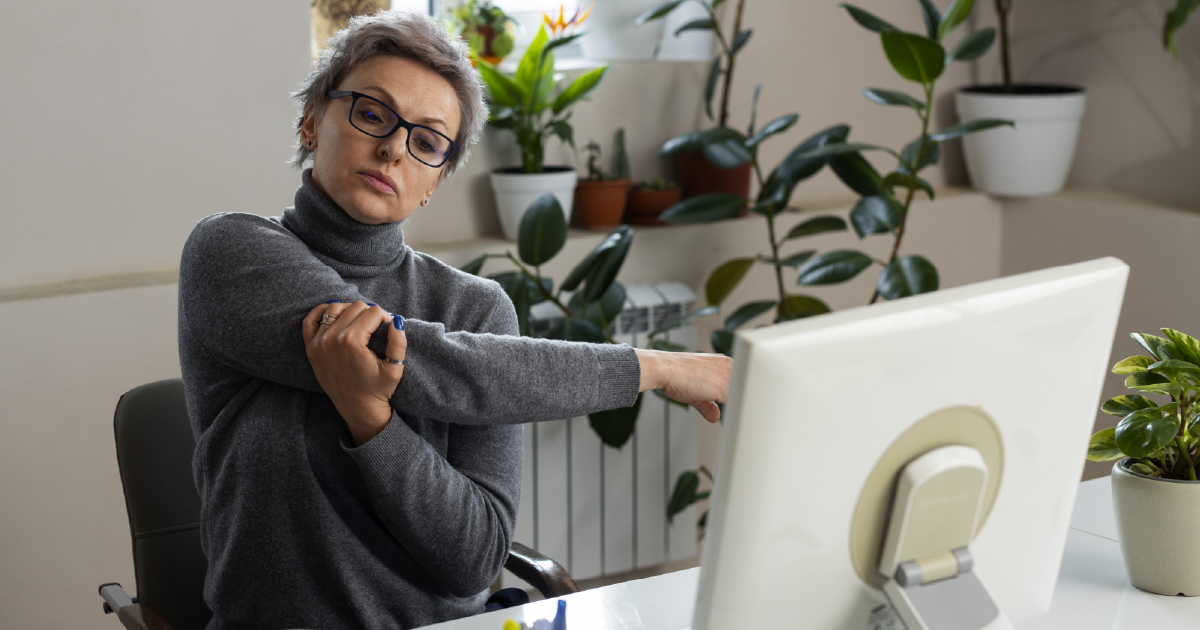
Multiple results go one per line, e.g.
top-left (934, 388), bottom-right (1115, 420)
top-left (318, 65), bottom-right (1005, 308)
top-left (542, 3), bottom-right (593, 37)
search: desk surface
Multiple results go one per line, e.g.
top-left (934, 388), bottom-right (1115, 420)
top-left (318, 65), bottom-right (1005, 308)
top-left (423, 477), bottom-right (1200, 630)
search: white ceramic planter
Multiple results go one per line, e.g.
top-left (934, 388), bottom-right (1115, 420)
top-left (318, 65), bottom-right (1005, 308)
top-left (955, 85), bottom-right (1087, 197)
top-left (490, 167), bottom-right (577, 241)
top-left (1111, 458), bottom-right (1200, 596)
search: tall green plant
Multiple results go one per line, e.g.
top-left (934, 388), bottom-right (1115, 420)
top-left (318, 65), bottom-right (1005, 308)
top-left (1089, 329), bottom-right (1200, 481)
top-left (461, 195), bottom-right (643, 448)
top-left (1165, 1), bottom-right (1200, 56)
top-left (477, 25), bottom-right (610, 173)
top-left (636, 0), bottom-right (752, 128)
top-left (661, 0), bottom-right (1012, 529)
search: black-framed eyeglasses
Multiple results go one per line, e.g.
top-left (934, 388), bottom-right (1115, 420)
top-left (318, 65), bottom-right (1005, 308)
top-left (328, 90), bottom-right (459, 168)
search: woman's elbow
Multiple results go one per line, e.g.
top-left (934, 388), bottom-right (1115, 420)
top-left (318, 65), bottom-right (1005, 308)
top-left (440, 543), bottom-right (509, 597)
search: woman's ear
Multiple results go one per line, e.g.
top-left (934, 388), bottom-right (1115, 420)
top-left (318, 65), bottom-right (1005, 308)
top-left (300, 106), bottom-right (318, 148)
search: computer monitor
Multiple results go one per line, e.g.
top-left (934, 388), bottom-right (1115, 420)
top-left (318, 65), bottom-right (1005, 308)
top-left (694, 258), bottom-right (1128, 629)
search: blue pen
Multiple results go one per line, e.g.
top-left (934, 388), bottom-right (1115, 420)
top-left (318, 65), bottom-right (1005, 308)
top-left (553, 600), bottom-right (566, 630)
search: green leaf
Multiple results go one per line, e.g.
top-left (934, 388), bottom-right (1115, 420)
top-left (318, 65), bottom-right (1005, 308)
top-left (583, 226), bottom-right (633, 303)
top-left (711, 329), bottom-right (735, 357)
top-left (849, 195), bottom-right (900, 238)
top-left (1087, 428), bottom-right (1125, 462)
top-left (1165, 0), bottom-right (1200, 56)
top-left (779, 295), bottom-right (831, 321)
top-left (634, 0), bottom-right (687, 26)
top-left (862, 88), bottom-right (925, 112)
top-left (881, 31), bottom-right (946, 84)
top-left (561, 229), bottom-right (622, 291)
top-left (882, 171), bottom-right (935, 200)
top-left (675, 18), bottom-right (716, 36)
top-left (550, 317), bottom-right (607, 343)
top-left (552, 65), bottom-right (610, 115)
top-left (930, 119), bottom-right (1014, 142)
top-left (517, 193), bottom-right (567, 266)
top-left (1161, 328), bottom-right (1200, 366)
top-left (938, 0), bottom-right (977, 41)
top-left (746, 113), bottom-right (799, 148)
top-left (795, 142), bottom-right (894, 160)
top-left (731, 29), bottom-right (753, 55)
top-left (703, 139), bottom-right (753, 169)
top-left (589, 392), bottom-right (643, 449)
top-left (759, 125), bottom-right (848, 208)
top-left (1131, 333), bottom-right (1169, 360)
top-left (747, 83), bottom-right (763, 137)
top-left (660, 193), bottom-right (747, 224)
top-left (796, 250), bottom-right (875, 286)
top-left (515, 26), bottom-right (550, 95)
top-left (1115, 409), bottom-right (1180, 458)
top-left (725, 300), bottom-right (777, 330)
top-left (839, 3), bottom-right (899, 32)
top-left (900, 135), bottom-right (940, 174)
top-left (705, 56), bottom-right (722, 121)
top-left (491, 272), bottom-right (539, 336)
top-left (476, 58), bottom-right (524, 107)
top-left (647, 304), bottom-right (719, 337)
top-left (918, 0), bottom-right (941, 39)
top-left (829, 151), bottom-right (885, 197)
top-left (946, 27), bottom-right (996, 62)
top-left (572, 281), bottom-right (627, 330)
top-left (667, 468), bottom-right (702, 523)
top-left (548, 119), bottom-right (575, 150)
top-left (460, 254), bottom-right (487, 276)
top-left (1148, 358), bottom-right (1200, 381)
top-left (777, 250), bottom-right (816, 268)
top-left (876, 256), bottom-right (939, 300)
top-left (1125, 371), bottom-right (1178, 395)
top-left (1112, 355), bottom-right (1154, 375)
top-left (785, 215), bottom-right (847, 240)
top-left (615, 128), bottom-right (630, 180)
top-left (1102, 395), bottom-right (1158, 416)
top-left (659, 127), bottom-right (745, 157)
top-left (706, 258), bottom-right (756, 306)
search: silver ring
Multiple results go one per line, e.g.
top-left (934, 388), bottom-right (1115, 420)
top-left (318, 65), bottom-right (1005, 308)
top-left (383, 356), bottom-right (404, 365)
top-left (320, 314), bottom-right (338, 325)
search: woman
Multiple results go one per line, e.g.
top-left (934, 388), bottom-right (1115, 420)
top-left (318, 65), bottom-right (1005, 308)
top-left (178, 9), bottom-right (731, 630)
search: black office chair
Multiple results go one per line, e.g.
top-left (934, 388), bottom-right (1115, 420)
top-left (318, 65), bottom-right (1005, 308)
top-left (100, 378), bottom-right (577, 630)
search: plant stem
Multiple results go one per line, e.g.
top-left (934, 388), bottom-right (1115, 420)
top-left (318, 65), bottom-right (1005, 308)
top-left (995, 0), bottom-right (1013, 93)
top-left (717, 0), bottom-right (747, 129)
top-left (506, 253), bottom-right (575, 318)
top-left (868, 83), bottom-right (933, 305)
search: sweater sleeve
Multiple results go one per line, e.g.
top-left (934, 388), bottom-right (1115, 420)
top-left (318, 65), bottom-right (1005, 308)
top-left (342, 288), bottom-right (525, 596)
top-left (178, 213), bottom-right (640, 424)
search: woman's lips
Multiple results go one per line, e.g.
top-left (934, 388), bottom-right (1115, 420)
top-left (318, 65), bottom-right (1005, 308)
top-left (359, 171), bottom-right (396, 194)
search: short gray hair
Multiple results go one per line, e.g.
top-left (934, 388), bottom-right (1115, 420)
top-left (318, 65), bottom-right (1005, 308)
top-left (291, 9), bottom-right (487, 179)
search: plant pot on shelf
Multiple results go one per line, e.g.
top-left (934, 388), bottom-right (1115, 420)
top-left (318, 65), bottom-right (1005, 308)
top-left (490, 167), bottom-right (577, 241)
top-left (573, 178), bottom-right (629, 230)
top-left (677, 150), bottom-right (753, 199)
top-left (625, 187), bottom-right (682, 226)
top-left (1111, 458), bottom-right (1200, 596)
top-left (955, 84), bottom-right (1087, 197)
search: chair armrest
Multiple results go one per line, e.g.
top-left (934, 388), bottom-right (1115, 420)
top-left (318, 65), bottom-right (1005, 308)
top-left (99, 583), bottom-right (174, 630)
top-left (505, 542), bottom-right (579, 599)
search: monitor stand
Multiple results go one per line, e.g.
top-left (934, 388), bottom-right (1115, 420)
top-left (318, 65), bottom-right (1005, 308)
top-left (877, 446), bottom-right (1013, 630)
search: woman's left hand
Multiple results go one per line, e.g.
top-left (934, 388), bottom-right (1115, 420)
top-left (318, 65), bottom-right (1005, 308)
top-left (303, 301), bottom-right (407, 446)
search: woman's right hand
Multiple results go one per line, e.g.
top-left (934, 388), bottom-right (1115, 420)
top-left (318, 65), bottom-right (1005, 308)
top-left (635, 349), bottom-right (733, 423)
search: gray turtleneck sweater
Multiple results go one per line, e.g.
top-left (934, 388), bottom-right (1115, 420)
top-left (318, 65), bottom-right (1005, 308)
top-left (178, 170), bottom-right (640, 630)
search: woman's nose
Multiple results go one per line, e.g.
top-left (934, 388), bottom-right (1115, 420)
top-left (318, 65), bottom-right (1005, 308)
top-left (380, 130), bottom-right (409, 163)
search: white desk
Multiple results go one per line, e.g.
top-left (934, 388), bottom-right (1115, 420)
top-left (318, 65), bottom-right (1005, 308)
top-left (422, 477), bottom-right (1200, 629)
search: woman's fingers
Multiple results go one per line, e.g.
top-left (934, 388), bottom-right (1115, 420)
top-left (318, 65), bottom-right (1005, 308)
top-left (691, 400), bottom-right (721, 423)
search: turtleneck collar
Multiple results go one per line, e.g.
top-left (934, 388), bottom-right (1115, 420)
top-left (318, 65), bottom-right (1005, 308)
top-left (280, 169), bottom-right (408, 269)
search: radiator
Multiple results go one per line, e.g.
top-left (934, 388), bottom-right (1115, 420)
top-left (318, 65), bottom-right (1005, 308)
top-left (502, 282), bottom-right (700, 589)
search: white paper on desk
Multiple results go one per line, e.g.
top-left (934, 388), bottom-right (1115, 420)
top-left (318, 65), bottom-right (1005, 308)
top-left (515, 585), bottom-right (644, 630)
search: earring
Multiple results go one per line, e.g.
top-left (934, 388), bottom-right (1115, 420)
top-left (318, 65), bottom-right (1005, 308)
top-left (307, 140), bottom-right (314, 148)
top-left (421, 198), bottom-right (430, 207)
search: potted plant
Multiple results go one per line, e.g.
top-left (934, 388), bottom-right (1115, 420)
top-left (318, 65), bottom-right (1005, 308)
top-left (636, 0), bottom-right (755, 199)
top-left (658, 0), bottom-right (1009, 531)
top-left (574, 129), bottom-right (631, 230)
top-left (954, 0), bottom-right (1087, 197)
top-left (442, 0), bottom-right (516, 66)
top-left (1088, 328), bottom-right (1200, 596)
top-left (477, 24), bottom-right (610, 241)
top-left (626, 178), bottom-right (681, 226)
top-left (460, 195), bottom-right (643, 448)
top-left (1165, 1), bottom-right (1199, 56)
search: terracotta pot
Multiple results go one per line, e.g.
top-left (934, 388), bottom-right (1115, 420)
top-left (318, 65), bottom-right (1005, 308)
top-left (573, 179), bottom-right (630, 230)
top-left (1111, 458), bottom-right (1200, 596)
top-left (625, 187), bottom-right (682, 225)
top-left (678, 150), bottom-right (752, 199)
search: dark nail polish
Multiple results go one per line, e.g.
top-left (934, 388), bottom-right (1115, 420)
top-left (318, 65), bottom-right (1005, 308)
top-left (367, 303), bottom-right (377, 307)
top-left (327, 300), bottom-right (339, 304)
top-left (393, 314), bottom-right (404, 331)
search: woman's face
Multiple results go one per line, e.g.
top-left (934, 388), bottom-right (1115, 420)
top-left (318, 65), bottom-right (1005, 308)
top-left (301, 55), bottom-right (461, 225)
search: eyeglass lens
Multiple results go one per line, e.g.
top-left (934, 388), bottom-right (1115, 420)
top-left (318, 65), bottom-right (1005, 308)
top-left (349, 95), bottom-right (452, 166)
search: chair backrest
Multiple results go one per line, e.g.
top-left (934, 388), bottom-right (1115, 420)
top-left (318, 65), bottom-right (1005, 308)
top-left (113, 378), bottom-right (212, 630)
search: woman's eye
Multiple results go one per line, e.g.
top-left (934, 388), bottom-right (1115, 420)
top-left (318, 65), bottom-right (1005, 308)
top-left (356, 109), bottom-right (384, 125)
